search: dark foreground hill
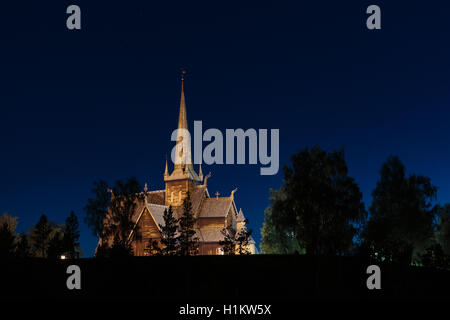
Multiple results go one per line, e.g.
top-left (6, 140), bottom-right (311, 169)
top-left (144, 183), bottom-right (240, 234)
top-left (1, 255), bottom-right (449, 300)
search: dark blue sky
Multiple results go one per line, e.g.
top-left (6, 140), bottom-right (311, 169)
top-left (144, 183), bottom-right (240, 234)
top-left (1, 1), bottom-right (450, 256)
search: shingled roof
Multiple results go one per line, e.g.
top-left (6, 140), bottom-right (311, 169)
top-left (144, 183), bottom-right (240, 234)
top-left (236, 209), bottom-right (245, 222)
top-left (198, 228), bottom-right (225, 243)
top-left (146, 203), bottom-right (168, 228)
top-left (191, 185), bottom-right (207, 217)
top-left (199, 197), bottom-right (232, 218)
top-left (145, 190), bottom-right (165, 205)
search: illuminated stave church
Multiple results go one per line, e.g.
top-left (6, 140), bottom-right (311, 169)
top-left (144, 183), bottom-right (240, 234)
top-left (99, 75), bottom-right (256, 255)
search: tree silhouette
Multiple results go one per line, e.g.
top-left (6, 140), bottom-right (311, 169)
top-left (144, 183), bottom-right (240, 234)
top-left (109, 234), bottom-right (134, 258)
top-left (0, 212), bottom-right (18, 234)
top-left (236, 218), bottom-right (253, 255)
top-left (85, 177), bottom-right (142, 257)
top-left (176, 192), bottom-right (199, 256)
top-left (260, 189), bottom-right (303, 254)
top-left (0, 213), bottom-right (18, 258)
top-left (15, 233), bottom-right (31, 258)
top-left (0, 222), bottom-right (16, 258)
top-left (47, 229), bottom-right (65, 259)
top-left (418, 203), bottom-right (450, 269)
top-left (63, 211), bottom-right (80, 258)
top-left (436, 204), bottom-right (450, 256)
top-left (30, 214), bottom-right (52, 258)
top-left (264, 146), bottom-right (366, 255)
top-left (421, 242), bottom-right (449, 269)
top-left (362, 156), bottom-right (436, 265)
top-left (106, 177), bottom-right (142, 256)
top-left (219, 226), bottom-right (236, 255)
top-left (84, 180), bottom-right (110, 240)
top-left (159, 206), bottom-right (178, 255)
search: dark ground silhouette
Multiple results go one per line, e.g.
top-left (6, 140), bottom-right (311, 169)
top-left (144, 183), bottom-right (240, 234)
top-left (1, 255), bottom-right (449, 300)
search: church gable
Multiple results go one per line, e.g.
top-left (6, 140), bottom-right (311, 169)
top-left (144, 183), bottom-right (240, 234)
top-left (134, 207), bottom-right (161, 240)
top-left (129, 206), bottom-right (162, 256)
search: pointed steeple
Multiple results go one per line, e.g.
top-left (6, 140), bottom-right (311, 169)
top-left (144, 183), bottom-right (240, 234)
top-left (173, 69), bottom-right (195, 174)
top-left (178, 71), bottom-right (188, 131)
top-left (164, 156), bottom-right (169, 176)
top-left (165, 70), bottom-right (202, 184)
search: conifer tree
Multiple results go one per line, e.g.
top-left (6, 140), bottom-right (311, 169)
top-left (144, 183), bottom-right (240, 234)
top-left (236, 218), bottom-right (253, 255)
top-left (0, 213), bottom-right (18, 258)
top-left (47, 230), bottom-right (65, 259)
top-left (30, 214), bottom-right (52, 258)
top-left (15, 233), bottom-right (31, 258)
top-left (176, 192), bottom-right (199, 256)
top-left (159, 206), bottom-right (178, 255)
top-left (63, 211), bottom-right (80, 258)
top-left (0, 222), bottom-right (16, 258)
top-left (219, 226), bottom-right (236, 255)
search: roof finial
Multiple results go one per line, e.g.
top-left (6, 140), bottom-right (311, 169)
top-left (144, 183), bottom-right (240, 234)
top-left (144, 183), bottom-right (148, 193)
top-left (181, 68), bottom-right (187, 82)
top-left (198, 163), bottom-right (203, 179)
top-left (215, 191), bottom-right (220, 199)
top-left (107, 188), bottom-right (114, 199)
top-left (230, 188), bottom-right (238, 200)
top-left (203, 172), bottom-right (211, 186)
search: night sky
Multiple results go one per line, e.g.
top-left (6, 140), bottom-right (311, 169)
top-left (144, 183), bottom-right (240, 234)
top-left (1, 1), bottom-right (450, 257)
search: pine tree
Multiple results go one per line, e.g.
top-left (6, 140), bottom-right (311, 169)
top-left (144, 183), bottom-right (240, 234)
top-left (0, 213), bottom-right (18, 258)
top-left (15, 233), bottom-right (31, 258)
top-left (176, 192), bottom-right (199, 256)
top-left (63, 211), bottom-right (80, 258)
top-left (110, 234), bottom-right (133, 258)
top-left (159, 206), bottom-right (178, 255)
top-left (31, 214), bottom-right (52, 258)
top-left (236, 218), bottom-right (253, 255)
top-left (0, 222), bottom-right (16, 258)
top-left (219, 226), bottom-right (236, 255)
top-left (47, 230), bottom-right (65, 259)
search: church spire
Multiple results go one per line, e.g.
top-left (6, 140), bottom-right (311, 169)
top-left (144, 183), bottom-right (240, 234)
top-left (174, 69), bottom-right (193, 172)
top-left (164, 156), bottom-right (169, 176)
top-left (165, 70), bottom-right (202, 184)
top-left (178, 69), bottom-right (188, 131)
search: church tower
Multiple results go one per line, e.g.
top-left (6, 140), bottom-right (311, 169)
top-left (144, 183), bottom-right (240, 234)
top-left (98, 72), bottom-right (257, 256)
top-left (164, 71), bottom-right (202, 206)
